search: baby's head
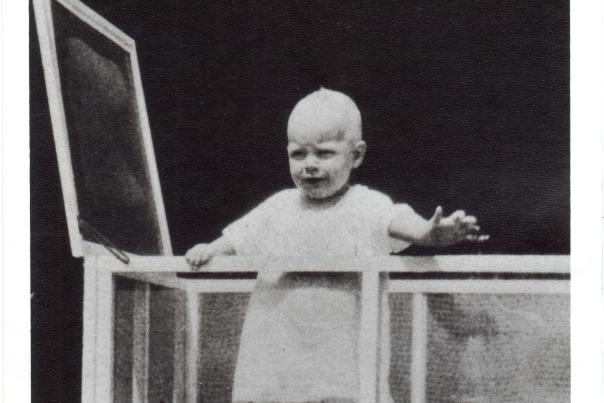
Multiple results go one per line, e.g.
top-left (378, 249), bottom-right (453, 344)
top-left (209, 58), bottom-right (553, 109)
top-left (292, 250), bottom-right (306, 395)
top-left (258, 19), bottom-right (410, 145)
top-left (287, 88), bottom-right (366, 200)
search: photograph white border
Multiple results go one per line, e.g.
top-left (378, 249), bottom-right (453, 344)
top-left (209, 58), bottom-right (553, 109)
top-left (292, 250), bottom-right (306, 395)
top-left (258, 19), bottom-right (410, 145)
top-left (1, 0), bottom-right (602, 401)
top-left (569, 0), bottom-right (604, 400)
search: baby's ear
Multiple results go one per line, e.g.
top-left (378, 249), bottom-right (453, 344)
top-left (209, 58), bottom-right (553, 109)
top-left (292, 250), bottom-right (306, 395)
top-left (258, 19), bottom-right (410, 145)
top-left (352, 141), bottom-right (367, 168)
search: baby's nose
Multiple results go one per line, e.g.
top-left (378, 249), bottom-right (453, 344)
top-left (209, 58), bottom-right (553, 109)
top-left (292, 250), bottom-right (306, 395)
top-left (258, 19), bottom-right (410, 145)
top-left (303, 165), bottom-right (319, 175)
top-left (303, 155), bottom-right (319, 169)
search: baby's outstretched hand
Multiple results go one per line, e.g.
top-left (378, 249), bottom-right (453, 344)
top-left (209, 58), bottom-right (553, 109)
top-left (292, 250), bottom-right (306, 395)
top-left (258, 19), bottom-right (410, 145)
top-left (427, 206), bottom-right (488, 247)
top-left (185, 243), bottom-right (215, 270)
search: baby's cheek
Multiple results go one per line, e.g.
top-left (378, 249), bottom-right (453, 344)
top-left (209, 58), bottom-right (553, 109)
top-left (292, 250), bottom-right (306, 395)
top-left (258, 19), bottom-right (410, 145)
top-left (288, 163), bottom-right (301, 177)
top-left (329, 164), bottom-right (352, 181)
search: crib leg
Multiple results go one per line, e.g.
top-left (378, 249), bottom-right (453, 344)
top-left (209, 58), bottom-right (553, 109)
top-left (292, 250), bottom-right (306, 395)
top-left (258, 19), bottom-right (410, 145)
top-left (96, 265), bottom-right (115, 401)
top-left (410, 293), bottom-right (427, 403)
top-left (359, 271), bottom-right (381, 403)
top-left (132, 282), bottom-right (150, 402)
top-left (82, 258), bottom-right (98, 402)
top-left (185, 290), bottom-right (200, 403)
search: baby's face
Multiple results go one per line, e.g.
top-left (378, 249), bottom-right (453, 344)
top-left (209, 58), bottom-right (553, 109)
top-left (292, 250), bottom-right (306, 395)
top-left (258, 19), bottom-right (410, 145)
top-left (287, 130), bottom-right (364, 200)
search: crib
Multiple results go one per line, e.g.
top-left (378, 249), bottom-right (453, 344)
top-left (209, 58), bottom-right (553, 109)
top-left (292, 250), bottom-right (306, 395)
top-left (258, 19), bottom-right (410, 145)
top-left (82, 254), bottom-right (569, 403)
top-left (32, 0), bottom-right (570, 401)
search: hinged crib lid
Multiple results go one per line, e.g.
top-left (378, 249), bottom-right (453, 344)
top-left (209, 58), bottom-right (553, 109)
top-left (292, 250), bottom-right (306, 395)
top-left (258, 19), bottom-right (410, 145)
top-left (33, 0), bottom-right (172, 257)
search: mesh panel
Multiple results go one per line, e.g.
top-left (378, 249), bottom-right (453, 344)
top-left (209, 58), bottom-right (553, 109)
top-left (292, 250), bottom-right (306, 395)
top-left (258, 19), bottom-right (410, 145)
top-left (389, 293), bottom-right (414, 403)
top-left (114, 276), bottom-right (135, 402)
top-left (148, 284), bottom-right (186, 403)
top-left (115, 282), bottom-right (569, 403)
top-left (198, 293), bottom-right (250, 403)
top-left (113, 277), bottom-right (187, 403)
top-left (425, 294), bottom-right (569, 403)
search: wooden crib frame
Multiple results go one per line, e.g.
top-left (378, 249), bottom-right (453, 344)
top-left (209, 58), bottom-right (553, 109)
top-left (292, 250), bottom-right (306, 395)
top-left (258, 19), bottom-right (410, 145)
top-left (82, 254), bottom-right (569, 403)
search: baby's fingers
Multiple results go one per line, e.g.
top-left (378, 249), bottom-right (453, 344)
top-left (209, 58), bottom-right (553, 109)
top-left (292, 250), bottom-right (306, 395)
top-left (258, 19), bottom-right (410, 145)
top-left (188, 255), bottom-right (209, 270)
top-left (185, 252), bottom-right (201, 268)
top-left (185, 246), bottom-right (210, 269)
top-left (462, 215), bottom-right (477, 225)
top-left (430, 206), bottom-right (443, 226)
top-left (464, 224), bottom-right (480, 234)
top-left (466, 234), bottom-right (490, 242)
top-left (450, 210), bottom-right (466, 224)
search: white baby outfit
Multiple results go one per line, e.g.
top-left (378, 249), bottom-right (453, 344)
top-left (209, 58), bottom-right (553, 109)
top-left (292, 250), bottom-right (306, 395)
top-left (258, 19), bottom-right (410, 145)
top-left (223, 185), bottom-right (414, 403)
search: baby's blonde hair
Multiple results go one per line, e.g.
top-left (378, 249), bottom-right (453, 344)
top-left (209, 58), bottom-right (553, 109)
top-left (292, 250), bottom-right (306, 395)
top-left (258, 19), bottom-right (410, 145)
top-left (287, 88), bottom-right (362, 142)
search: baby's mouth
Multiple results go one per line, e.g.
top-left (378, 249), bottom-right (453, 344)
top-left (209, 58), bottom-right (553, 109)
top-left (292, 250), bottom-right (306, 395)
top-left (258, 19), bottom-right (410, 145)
top-left (301, 177), bottom-right (326, 185)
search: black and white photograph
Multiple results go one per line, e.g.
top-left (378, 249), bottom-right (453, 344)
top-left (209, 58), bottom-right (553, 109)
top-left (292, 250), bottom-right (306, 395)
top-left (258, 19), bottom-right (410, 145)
top-left (23, 0), bottom-right (590, 401)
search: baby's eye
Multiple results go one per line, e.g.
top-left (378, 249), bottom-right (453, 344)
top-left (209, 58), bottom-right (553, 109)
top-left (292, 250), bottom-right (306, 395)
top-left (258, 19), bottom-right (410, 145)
top-left (289, 150), bottom-right (306, 160)
top-left (317, 150), bottom-right (335, 159)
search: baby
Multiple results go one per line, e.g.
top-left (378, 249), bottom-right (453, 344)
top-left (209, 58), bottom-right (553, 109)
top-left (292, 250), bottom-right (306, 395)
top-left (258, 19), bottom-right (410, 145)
top-left (186, 88), bottom-right (482, 403)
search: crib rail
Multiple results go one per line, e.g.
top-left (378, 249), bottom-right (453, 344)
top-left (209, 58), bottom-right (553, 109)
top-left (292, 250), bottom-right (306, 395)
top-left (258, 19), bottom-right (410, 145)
top-left (94, 254), bottom-right (570, 274)
top-left (82, 255), bottom-right (569, 403)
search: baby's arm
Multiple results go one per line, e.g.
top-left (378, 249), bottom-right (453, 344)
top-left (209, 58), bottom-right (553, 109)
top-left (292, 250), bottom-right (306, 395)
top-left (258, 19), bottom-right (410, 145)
top-left (185, 236), bottom-right (235, 269)
top-left (389, 206), bottom-right (486, 247)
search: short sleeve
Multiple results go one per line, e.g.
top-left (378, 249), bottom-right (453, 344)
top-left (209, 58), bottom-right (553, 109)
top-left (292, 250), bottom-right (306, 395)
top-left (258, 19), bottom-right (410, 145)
top-left (386, 203), bottom-right (415, 253)
top-left (222, 191), bottom-right (284, 255)
top-left (361, 187), bottom-right (415, 254)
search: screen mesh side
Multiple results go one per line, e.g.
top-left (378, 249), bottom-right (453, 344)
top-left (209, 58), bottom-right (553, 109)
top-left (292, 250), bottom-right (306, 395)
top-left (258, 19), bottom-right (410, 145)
top-left (425, 293), bottom-right (569, 403)
top-left (148, 284), bottom-right (186, 402)
top-left (114, 276), bottom-right (135, 402)
top-left (51, 2), bottom-right (165, 254)
top-left (113, 277), bottom-right (187, 403)
top-left (389, 293), bottom-right (414, 402)
top-left (115, 283), bottom-right (569, 403)
top-left (198, 293), bottom-right (250, 403)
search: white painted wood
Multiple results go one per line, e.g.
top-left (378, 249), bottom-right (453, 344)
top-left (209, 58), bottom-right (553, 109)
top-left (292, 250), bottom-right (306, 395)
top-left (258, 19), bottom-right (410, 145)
top-left (132, 282), bottom-right (150, 403)
top-left (406, 254), bottom-right (570, 273)
top-left (98, 255), bottom-right (570, 274)
top-left (182, 278), bottom-right (258, 293)
top-left (115, 274), bottom-right (569, 296)
top-left (377, 274), bottom-right (391, 403)
top-left (359, 271), bottom-right (380, 403)
top-left (410, 294), bottom-right (428, 403)
top-left (388, 279), bottom-right (569, 294)
top-left (116, 272), bottom-right (186, 290)
top-left (116, 272), bottom-right (256, 293)
top-left (82, 258), bottom-right (98, 402)
top-left (95, 267), bottom-right (115, 402)
top-left (32, 0), bottom-right (83, 257)
top-left (186, 291), bottom-right (201, 403)
top-left (52, 0), bottom-right (135, 50)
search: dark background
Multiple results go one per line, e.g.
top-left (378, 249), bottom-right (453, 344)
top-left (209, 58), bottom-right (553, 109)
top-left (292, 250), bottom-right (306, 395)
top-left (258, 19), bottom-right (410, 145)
top-left (31, 0), bottom-right (569, 401)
